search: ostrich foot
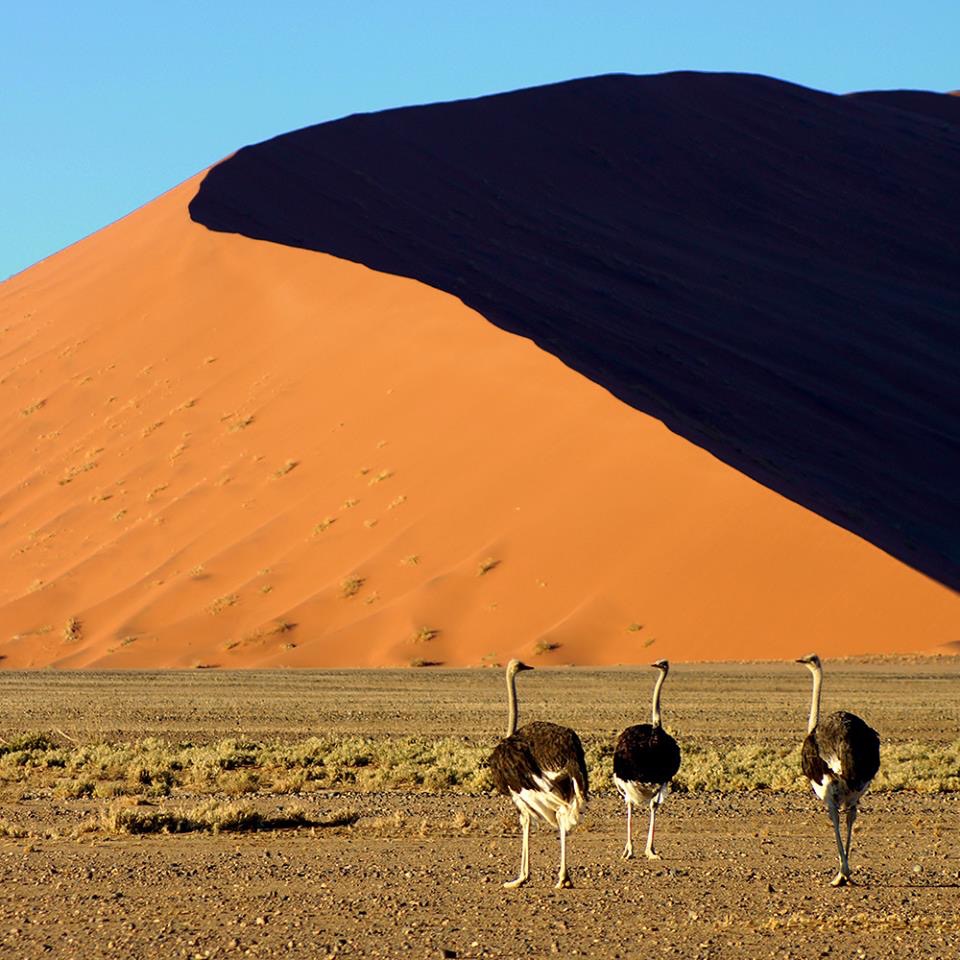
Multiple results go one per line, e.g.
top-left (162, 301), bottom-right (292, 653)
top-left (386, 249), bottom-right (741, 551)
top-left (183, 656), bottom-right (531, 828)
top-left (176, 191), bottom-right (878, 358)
top-left (503, 876), bottom-right (528, 889)
top-left (555, 871), bottom-right (573, 889)
top-left (621, 845), bottom-right (634, 861)
top-left (645, 849), bottom-right (663, 861)
top-left (830, 871), bottom-right (852, 887)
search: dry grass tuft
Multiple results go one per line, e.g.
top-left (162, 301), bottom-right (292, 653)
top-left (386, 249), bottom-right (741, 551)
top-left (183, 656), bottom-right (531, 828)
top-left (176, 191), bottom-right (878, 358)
top-left (274, 459), bottom-right (299, 478)
top-left (341, 576), bottom-right (364, 598)
top-left (208, 594), bottom-right (239, 615)
top-left (368, 469), bottom-right (393, 486)
top-left (477, 557), bottom-right (500, 576)
top-left (21, 398), bottom-right (47, 416)
top-left (146, 484), bottom-right (168, 502)
top-left (58, 460), bottom-right (98, 485)
top-left (228, 414), bottom-right (255, 432)
top-left (63, 617), bottom-right (83, 644)
top-left (242, 621), bottom-right (296, 645)
top-left (96, 798), bottom-right (334, 835)
top-left (533, 639), bottom-right (559, 655)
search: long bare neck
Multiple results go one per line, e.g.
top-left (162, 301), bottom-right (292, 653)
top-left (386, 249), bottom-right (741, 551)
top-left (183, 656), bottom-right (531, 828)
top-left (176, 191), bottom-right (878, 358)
top-left (807, 666), bottom-right (823, 734)
top-left (651, 670), bottom-right (667, 727)
top-left (506, 670), bottom-right (519, 737)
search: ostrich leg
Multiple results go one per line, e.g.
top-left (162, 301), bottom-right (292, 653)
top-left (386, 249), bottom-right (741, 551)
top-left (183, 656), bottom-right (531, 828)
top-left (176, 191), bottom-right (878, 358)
top-left (826, 797), bottom-right (851, 886)
top-left (622, 802), bottom-right (634, 860)
top-left (645, 797), bottom-right (662, 860)
top-left (556, 820), bottom-right (573, 889)
top-left (504, 808), bottom-right (530, 889)
top-left (844, 805), bottom-right (858, 867)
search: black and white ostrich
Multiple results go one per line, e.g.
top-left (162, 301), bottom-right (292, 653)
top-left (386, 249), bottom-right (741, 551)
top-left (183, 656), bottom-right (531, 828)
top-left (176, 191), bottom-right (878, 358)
top-left (613, 659), bottom-right (682, 860)
top-left (797, 653), bottom-right (880, 886)
top-left (488, 659), bottom-right (589, 889)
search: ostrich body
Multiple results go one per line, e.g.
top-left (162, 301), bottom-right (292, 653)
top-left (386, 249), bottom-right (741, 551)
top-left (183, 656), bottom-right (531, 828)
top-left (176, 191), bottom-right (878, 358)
top-left (797, 654), bottom-right (880, 887)
top-left (613, 659), bottom-right (681, 860)
top-left (488, 659), bottom-right (588, 889)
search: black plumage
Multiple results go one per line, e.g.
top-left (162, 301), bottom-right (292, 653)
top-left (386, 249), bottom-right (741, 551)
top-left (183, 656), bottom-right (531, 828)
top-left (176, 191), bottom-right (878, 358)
top-left (801, 710), bottom-right (880, 794)
top-left (490, 720), bottom-right (589, 804)
top-left (614, 724), bottom-right (681, 788)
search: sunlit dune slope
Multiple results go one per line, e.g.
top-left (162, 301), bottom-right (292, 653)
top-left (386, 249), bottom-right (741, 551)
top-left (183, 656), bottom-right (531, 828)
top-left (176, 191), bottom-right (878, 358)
top-left (0, 174), bottom-right (955, 667)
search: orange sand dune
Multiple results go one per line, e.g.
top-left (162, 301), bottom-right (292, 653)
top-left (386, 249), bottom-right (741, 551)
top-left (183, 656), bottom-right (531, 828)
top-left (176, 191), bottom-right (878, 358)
top-left (0, 176), bottom-right (956, 668)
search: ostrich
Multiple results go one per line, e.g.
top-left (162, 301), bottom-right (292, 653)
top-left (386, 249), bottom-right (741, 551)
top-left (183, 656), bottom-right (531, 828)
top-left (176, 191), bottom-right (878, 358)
top-left (613, 659), bottom-right (682, 860)
top-left (488, 659), bottom-right (589, 889)
top-left (796, 653), bottom-right (880, 886)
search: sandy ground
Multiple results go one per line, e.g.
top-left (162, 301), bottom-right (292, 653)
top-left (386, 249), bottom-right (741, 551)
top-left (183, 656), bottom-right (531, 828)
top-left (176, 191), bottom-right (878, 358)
top-left (1, 170), bottom-right (957, 668)
top-left (1, 663), bottom-right (959, 958)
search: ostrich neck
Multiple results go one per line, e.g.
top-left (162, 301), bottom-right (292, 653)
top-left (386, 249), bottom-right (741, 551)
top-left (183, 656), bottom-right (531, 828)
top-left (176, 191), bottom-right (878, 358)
top-left (506, 671), bottom-right (519, 738)
top-left (807, 667), bottom-right (823, 734)
top-left (651, 670), bottom-right (667, 727)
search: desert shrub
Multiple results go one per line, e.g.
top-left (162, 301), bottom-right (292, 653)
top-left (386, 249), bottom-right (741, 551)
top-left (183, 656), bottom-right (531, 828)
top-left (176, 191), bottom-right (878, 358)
top-left (0, 732), bottom-right (956, 798)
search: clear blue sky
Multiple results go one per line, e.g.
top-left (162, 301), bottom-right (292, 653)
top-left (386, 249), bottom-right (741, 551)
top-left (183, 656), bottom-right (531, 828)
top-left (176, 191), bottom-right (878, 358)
top-left (2, 1), bottom-right (958, 280)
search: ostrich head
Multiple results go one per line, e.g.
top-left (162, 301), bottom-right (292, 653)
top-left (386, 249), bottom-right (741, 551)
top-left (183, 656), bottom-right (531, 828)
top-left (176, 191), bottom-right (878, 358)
top-left (795, 653), bottom-right (822, 672)
top-left (651, 658), bottom-right (670, 673)
top-left (506, 659), bottom-right (534, 677)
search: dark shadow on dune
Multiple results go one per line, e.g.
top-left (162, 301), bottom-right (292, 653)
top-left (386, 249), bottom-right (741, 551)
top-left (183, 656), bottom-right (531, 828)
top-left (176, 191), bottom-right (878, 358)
top-left (189, 72), bottom-right (960, 590)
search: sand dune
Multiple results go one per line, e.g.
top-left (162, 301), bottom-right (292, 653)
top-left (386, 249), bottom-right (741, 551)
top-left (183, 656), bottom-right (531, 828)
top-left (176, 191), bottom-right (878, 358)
top-left (192, 71), bottom-right (960, 591)
top-left (0, 75), bottom-right (957, 668)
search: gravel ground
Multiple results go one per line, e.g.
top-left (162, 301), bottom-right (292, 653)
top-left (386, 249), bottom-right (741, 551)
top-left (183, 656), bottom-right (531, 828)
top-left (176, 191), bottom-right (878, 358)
top-left (1, 661), bottom-right (957, 744)
top-left (2, 791), bottom-right (959, 959)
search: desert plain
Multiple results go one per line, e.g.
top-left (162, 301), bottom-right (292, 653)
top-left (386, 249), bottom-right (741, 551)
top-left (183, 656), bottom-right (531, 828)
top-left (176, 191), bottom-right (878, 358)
top-left (1, 660), bottom-right (959, 959)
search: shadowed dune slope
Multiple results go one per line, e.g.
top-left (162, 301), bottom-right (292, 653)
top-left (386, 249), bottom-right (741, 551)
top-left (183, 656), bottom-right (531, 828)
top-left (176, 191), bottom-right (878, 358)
top-left (0, 171), bottom-right (957, 667)
top-left (847, 88), bottom-right (960, 125)
top-left (190, 71), bottom-right (960, 591)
